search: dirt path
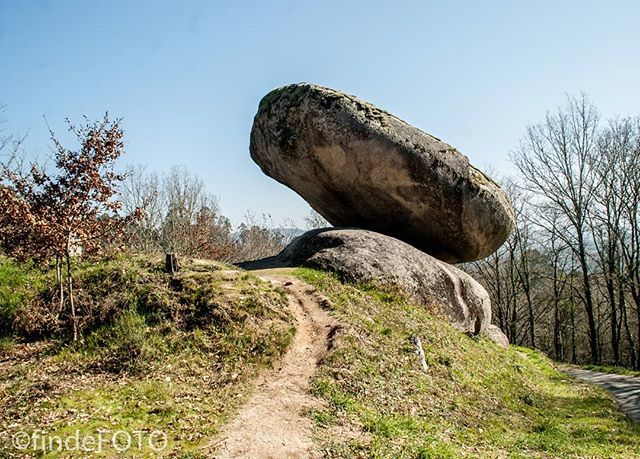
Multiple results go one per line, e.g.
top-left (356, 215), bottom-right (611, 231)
top-left (211, 273), bottom-right (336, 458)
top-left (564, 368), bottom-right (640, 422)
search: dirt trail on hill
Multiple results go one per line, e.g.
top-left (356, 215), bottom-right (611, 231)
top-left (211, 273), bottom-right (336, 458)
top-left (565, 368), bottom-right (640, 422)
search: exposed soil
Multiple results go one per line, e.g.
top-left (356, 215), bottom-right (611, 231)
top-left (211, 272), bottom-right (336, 458)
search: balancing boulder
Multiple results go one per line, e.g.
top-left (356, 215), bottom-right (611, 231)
top-left (250, 83), bottom-right (514, 263)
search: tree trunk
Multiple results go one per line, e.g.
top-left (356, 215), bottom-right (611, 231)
top-left (635, 296), bottom-right (640, 371)
top-left (606, 275), bottom-right (620, 365)
top-left (553, 283), bottom-right (563, 360)
top-left (636, 310), bottom-right (640, 371)
top-left (517, 251), bottom-right (535, 348)
top-left (570, 301), bottom-right (577, 364)
top-left (55, 256), bottom-right (64, 316)
top-left (66, 254), bottom-right (78, 342)
top-left (65, 235), bottom-right (78, 342)
top-left (165, 253), bottom-right (179, 274)
top-left (525, 289), bottom-right (535, 349)
top-left (630, 283), bottom-right (640, 370)
top-left (578, 233), bottom-right (600, 364)
top-left (620, 288), bottom-right (636, 368)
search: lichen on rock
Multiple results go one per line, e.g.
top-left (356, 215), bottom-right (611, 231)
top-left (250, 83), bottom-right (515, 263)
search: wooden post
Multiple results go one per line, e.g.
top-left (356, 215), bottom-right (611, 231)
top-left (165, 253), bottom-right (179, 274)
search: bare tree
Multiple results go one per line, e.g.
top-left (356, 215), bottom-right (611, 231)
top-left (511, 187), bottom-right (539, 348)
top-left (594, 116), bottom-right (640, 368)
top-left (470, 180), bottom-right (523, 344)
top-left (543, 208), bottom-right (572, 360)
top-left (120, 164), bottom-right (163, 253)
top-left (159, 165), bottom-right (224, 256)
top-left (120, 165), bottom-right (234, 260)
top-left (464, 98), bottom-right (640, 369)
top-left (513, 94), bottom-right (601, 363)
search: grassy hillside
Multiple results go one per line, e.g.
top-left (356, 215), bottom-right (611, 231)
top-left (0, 256), bottom-right (294, 458)
top-left (0, 256), bottom-right (638, 458)
top-left (294, 268), bottom-right (640, 458)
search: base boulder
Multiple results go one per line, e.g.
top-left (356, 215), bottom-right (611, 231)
top-left (241, 228), bottom-right (492, 335)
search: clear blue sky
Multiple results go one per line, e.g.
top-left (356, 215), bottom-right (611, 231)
top-left (1, 0), bottom-right (639, 226)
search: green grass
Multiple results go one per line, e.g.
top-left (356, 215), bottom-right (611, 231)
top-left (2, 259), bottom-right (639, 458)
top-left (0, 257), bottom-right (47, 333)
top-left (0, 256), bottom-right (295, 458)
top-left (582, 364), bottom-right (640, 378)
top-left (294, 267), bottom-right (640, 458)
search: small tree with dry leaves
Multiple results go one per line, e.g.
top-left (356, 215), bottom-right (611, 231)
top-left (0, 114), bottom-right (139, 341)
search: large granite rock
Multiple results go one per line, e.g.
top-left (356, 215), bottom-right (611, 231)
top-left (250, 83), bottom-right (514, 263)
top-left (241, 228), bottom-right (492, 335)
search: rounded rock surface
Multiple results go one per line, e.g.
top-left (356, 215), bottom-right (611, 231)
top-left (241, 228), bottom-right (492, 335)
top-left (250, 83), bottom-right (514, 263)
top-left (484, 324), bottom-right (509, 349)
